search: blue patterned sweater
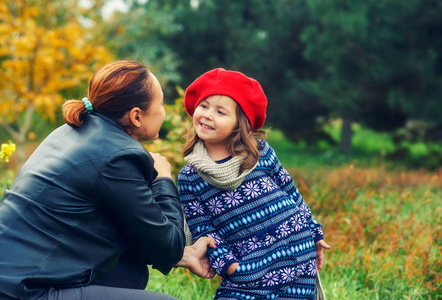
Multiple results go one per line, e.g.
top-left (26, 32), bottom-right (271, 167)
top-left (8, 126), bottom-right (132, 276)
top-left (178, 140), bottom-right (323, 294)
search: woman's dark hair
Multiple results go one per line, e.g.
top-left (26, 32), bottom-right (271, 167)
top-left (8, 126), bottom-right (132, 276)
top-left (183, 106), bottom-right (266, 172)
top-left (63, 60), bottom-right (153, 133)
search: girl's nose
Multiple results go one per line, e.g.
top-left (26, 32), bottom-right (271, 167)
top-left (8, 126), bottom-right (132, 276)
top-left (203, 110), bottom-right (213, 120)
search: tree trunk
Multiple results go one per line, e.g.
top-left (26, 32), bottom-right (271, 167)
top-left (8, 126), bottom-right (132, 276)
top-left (1, 105), bottom-right (35, 172)
top-left (15, 133), bottom-right (27, 171)
top-left (340, 115), bottom-right (353, 154)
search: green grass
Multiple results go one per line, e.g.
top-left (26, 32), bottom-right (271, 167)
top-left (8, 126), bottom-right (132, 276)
top-left (323, 120), bottom-right (396, 154)
top-left (264, 127), bottom-right (388, 169)
top-left (266, 121), bottom-right (442, 171)
top-left (147, 268), bottom-right (219, 299)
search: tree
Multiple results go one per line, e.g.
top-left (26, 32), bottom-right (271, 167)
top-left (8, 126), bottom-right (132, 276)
top-left (301, 0), bottom-right (442, 152)
top-left (101, 0), bottom-right (184, 100)
top-left (0, 0), bottom-right (113, 167)
top-left (168, 0), bottom-right (442, 151)
top-left (107, 0), bottom-right (442, 153)
top-left (163, 0), bottom-right (332, 142)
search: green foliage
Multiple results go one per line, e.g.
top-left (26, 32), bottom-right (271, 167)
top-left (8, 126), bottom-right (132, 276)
top-left (270, 121), bottom-right (442, 170)
top-left (102, 0), bottom-right (183, 99)
top-left (102, 0), bottom-right (442, 150)
top-left (164, 0), bottom-right (332, 142)
top-left (301, 0), bottom-right (442, 131)
top-left (0, 168), bottom-right (15, 200)
top-left (165, 1), bottom-right (442, 144)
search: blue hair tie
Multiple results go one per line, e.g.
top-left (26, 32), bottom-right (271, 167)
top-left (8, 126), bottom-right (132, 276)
top-left (82, 97), bottom-right (93, 113)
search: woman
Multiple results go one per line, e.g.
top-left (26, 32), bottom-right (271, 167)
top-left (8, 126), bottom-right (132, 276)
top-left (0, 60), bottom-right (215, 300)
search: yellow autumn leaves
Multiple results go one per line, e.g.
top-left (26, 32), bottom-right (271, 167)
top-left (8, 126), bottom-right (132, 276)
top-left (0, 1), bottom-right (113, 123)
top-left (0, 1), bottom-right (114, 166)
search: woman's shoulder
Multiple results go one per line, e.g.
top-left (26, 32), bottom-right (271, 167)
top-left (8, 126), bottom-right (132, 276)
top-left (56, 113), bottom-right (150, 168)
top-left (87, 113), bottom-right (147, 153)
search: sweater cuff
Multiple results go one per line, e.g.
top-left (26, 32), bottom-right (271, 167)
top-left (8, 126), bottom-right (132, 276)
top-left (313, 233), bottom-right (324, 243)
top-left (219, 258), bottom-right (240, 277)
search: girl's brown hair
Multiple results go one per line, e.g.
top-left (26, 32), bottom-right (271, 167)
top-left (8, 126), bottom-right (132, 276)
top-left (62, 60), bottom-right (153, 133)
top-left (183, 107), bottom-right (267, 172)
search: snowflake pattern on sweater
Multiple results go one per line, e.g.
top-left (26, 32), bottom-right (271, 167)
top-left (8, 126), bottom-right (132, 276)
top-left (178, 141), bottom-right (324, 299)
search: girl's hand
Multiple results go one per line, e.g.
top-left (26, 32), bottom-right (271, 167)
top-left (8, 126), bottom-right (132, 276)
top-left (150, 152), bottom-right (172, 178)
top-left (226, 262), bottom-right (239, 276)
top-left (315, 239), bottom-right (331, 270)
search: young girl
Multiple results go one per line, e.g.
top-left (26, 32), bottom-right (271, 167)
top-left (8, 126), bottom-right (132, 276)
top-left (178, 68), bottom-right (330, 300)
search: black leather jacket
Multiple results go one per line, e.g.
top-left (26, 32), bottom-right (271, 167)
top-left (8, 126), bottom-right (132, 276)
top-left (0, 113), bottom-right (185, 299)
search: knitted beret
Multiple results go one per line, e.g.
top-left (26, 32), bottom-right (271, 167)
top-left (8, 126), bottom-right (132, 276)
top-left (184, 68), bottom-right (267, 130)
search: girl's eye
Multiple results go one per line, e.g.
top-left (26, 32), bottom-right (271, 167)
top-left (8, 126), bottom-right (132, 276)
top-left (218, 110), bottom-right (226, 115)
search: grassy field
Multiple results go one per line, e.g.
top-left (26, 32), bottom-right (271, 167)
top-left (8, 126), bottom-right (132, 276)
top-left (146, 129), bottom-right (442, 299)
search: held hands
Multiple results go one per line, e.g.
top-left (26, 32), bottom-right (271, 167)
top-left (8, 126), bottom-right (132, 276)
top-left (315, 239), bottom-right (331, 270)
top-left (175, 237), bottom-right (217, 279)
top-left (150, 152), bottom-right (172, 178)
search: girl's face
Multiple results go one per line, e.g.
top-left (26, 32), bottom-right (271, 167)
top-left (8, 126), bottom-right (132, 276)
top-left (193, 95), bottom-right (238, 150)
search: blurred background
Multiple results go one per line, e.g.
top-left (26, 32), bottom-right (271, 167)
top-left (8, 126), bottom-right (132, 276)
top-left (1, 0), bottom-right (441, 169)
top-left (0, 1), bottom-right (441, 299)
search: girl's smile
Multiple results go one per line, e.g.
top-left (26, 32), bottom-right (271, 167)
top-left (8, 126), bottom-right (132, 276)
top-left (199, 123), bottom-right (215, 130)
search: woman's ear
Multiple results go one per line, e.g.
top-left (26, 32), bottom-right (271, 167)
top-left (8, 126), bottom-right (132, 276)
top-left (128, 107), bottom-right (142, 128)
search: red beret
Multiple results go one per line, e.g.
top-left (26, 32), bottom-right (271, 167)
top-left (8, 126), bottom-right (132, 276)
top-left (184, 68), bottom-right (267, 130)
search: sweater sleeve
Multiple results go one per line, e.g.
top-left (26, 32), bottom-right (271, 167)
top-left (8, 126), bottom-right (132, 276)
top-left (178, 167), bottom-right (239, 277)
top-left (97, 149), bottom-right (186, 274)
top-left (263, 141), bottom-right (324, 242)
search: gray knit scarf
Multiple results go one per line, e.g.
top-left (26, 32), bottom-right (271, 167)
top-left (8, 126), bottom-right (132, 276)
top-left (184, 141), bottom-right (257, 190)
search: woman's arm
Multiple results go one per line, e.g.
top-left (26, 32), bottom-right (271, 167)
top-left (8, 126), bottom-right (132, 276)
top-left (98, 149), bottom-right (186, 272)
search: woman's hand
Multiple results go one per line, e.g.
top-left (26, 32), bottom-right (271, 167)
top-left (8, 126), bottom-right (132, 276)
top-left (150, 152), bottom-right (172, 178)
top-left (315, 239), bottom-right (331, 270)
top-left (175, 237), bottom-right (217, 279)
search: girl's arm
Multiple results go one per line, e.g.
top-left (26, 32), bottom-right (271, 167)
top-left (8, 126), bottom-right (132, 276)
top-left (263, 141), bottom-right (324, 242)
top-left (263, 141), bottom-right (331, 267)
top-left (178, 169), bottom-right (239, 277)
